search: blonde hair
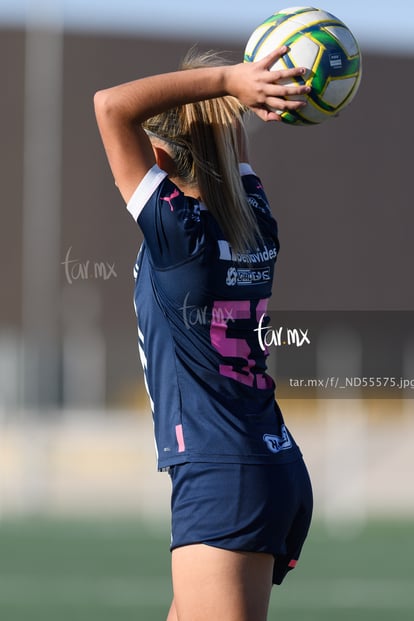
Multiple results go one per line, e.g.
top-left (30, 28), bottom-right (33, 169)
top-left (143, 49), bottom-right (262, 255)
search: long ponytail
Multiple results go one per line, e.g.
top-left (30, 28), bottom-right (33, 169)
top-left (143, 49), bottom-right (262, 255)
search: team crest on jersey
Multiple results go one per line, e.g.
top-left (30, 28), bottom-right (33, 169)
top-left (263, 426), bottom-right (292, 454)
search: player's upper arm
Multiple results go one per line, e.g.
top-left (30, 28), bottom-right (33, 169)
top-left (94, 89), bottom-right (156, 204)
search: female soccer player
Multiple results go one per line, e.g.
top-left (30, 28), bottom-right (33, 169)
top-left (94, 46), bottom-right (313, 621)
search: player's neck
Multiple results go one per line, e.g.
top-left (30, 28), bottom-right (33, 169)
top-left (170, 175), bottom-right (201, 200)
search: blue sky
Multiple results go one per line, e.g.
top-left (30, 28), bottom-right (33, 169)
top-left (1, 0), bottom-right (414, 53)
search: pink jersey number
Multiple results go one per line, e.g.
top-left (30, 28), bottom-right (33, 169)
top-left (210, 299), bottom-right (272, 390)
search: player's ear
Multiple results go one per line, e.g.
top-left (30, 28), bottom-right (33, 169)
top-left (152, 145), bottom-right (175, 174)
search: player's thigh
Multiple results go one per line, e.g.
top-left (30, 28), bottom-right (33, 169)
top-left (171, 543), bottom-right (274, 621)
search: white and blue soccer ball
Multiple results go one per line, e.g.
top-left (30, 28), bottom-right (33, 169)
top-left (244, 6), bottom-right (362, 124)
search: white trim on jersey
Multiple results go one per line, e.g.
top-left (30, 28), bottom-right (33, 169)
top-left (126, 165), bottom-right (168, 221)
top-left (126, 163), bottom-right (255, 221)
top-left (239, 163), bottom-right (255, 177)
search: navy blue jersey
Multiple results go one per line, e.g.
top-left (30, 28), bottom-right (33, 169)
top-left (127, 164), bottom-right (301, 470)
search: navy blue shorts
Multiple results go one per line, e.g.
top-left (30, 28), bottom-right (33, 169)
top-left (169, 458), bottom-right (313, 585)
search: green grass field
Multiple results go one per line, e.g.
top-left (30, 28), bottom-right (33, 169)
top-left (0, 517), bottom-right (413, 620)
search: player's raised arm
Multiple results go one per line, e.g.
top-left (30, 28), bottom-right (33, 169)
top-left (93, 48), bottom-right (308, 203)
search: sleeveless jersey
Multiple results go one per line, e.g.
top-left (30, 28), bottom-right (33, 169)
top-left (127, 163), bottom-right (301, 470)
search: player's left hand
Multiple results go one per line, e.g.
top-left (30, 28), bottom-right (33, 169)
top-left (225, 47), bottom-right (310, 122)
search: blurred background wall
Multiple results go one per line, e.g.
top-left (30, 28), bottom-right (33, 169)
top-left (0, 1), bottom-right (413, 522)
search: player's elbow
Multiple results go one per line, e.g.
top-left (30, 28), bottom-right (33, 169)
top-left (94, 89), bottom-right (133, 130)
top-left (93, 89), bottom-right (114, 121)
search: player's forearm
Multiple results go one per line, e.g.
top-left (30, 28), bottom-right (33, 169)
top-left (94, 66), bottom-right (230, 125)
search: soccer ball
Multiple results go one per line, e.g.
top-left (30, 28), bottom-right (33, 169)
top-left (244, 6), bottom-right (362, 125)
